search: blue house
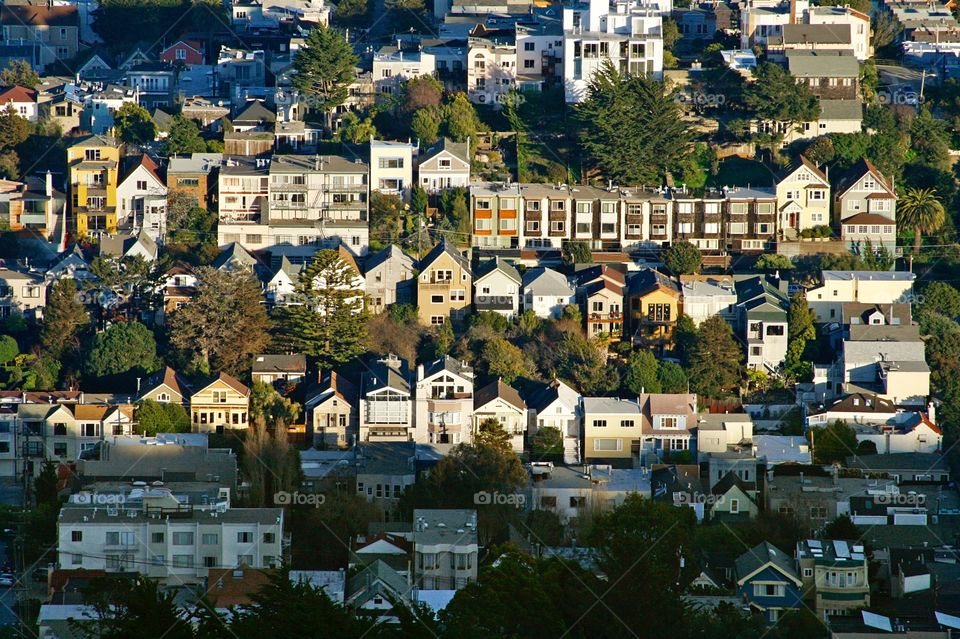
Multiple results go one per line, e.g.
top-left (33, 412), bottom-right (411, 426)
top-left (735, 542), bottom-right (803, 623)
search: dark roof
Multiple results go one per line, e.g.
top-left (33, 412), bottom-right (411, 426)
top-left (1, 5), bottom-right (78, 26)
top-left (835, 158), bottom-right (894, 197)
top-left (140, 366), bottom-right (191, 399)
top-left (474, 380), bottom-right (525, 411)
top-left (422, 355), bottom-right (472, 379)
top-left (711, 471), bottom-right (757, 498)
top-left (421, 239), bottom-right (470, 275)
top-left (821, 392), bottom-right (896, 414)
top-left (423, 137), bottom-right (469, 164)
top-left (735, 542), bottom-right (799, 583)
top-left (252, 354), bottom-right (306, 374)
top-left (233, 100), bottom-right (276, 124)
top-left (627, 268), bottom-right (680, 297)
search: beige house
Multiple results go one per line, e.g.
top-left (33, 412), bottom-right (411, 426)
top-left (775, 155), bottom-right (831, 239)
top-left (21, 403), bottom-right (135, 464)
top-left (138, 367), bottom-right (191, 405)
top-left (305, 371), bottom-right (358, 448)
top-left (189, 373), bottom-right (251, 433)
top-left (412, 509), bottom-right (478, 590)
top-left (0, 269), bottom-right (45, 321)
top-left (0, 5), bottom-right (80, 72)
top-left (417, 240), bottom-right (472, 326)
top-left (582, 397), bottom-right (643, 461)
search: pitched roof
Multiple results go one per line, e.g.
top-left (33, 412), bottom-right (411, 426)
top-left (820, 99), bottom-right (863, 121)
top-left (0, 86), bottom-right (36, 104)
top-left (421, 239), bottom-right (470, 274)
top-left (364, 244), bottom-right (416, 273)
top-left (252, 353), bottom-right (306, 374)
top-left (422, 354), bottom-right (472, 379)
top-left (522, 267), bottom-right (574, 296)
top-left (212, 242), bottom-right (260, 271)
top-left (474, 380), bottom-right (525, 412)
top-left (194, 372), bottom-right (250, 397)
top-left (786, 50), bottom-right (859, 78)
top-left (0, 4), bottom-right (78, 26)
top-left (474, 256), bottom-right (521, 284)
top-left (141, 366), bottom-right (190, 398)
top-left (526, 378), bottom-right (579, 412)
top-left (233, 100), bottom-right (276, 124)
top-left (735, 542), bottom-right (799, 584)
top-left (628, 268), bottom-right (680, 297)
top-left (711, 471), bottom-right (757, 498)
top-left (121, 153), bottom-right (163, 185)
top-left (423, 137), bottom-right (469, 164)
top-left (207, 567), bottom-right (276, 608)
top-left (834, 158), bottom-right (895, 197)
top-left (778, 154), bottom-right (828, 183)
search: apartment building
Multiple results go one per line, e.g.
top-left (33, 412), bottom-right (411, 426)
top-left (803, 6), bottom-right (871, 60)
top-left (18, 403), bottom-right (135, 471)
top-left (217, 154), bottom-right (370, 260)
top-left (796, 539), bottom-right (870, 619)
top-left (412, 509), bottom-right (478, 590)
top-left (467, 37), bottom-right (518, 106)
top-left (57, 506), bottom-right (284, 584)
top-left (414, 356), bottom-right (475, 445)
top-left (371, 46), bottom-right (436, 96)
top-left (806, 270), bottom-right (914, 323)
top-left (166, 153), bottom-right (222, 210)
top-left (67, 134), bottom-right (121, 237)
top-left (563, 0), bottom-right (665, 103)
top-left (360, 355), bottom-right (414, 442)
top-left (416, 240), bottom-right (472, 325)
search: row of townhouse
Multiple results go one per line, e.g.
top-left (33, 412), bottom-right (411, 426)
top-left (469, 158), bottom-right (897, 255)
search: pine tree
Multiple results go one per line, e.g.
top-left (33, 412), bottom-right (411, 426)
top-left (687, 315), bottom-right (742, 397)
top-left (784, 291), bottom-right (816, 380)
top-left (41, 279), bottom-right (89, 358)
top-left (291, 24), bottom-right (358, 130)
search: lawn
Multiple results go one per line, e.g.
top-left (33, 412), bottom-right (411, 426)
top-left (707, 157), bottom-right (777, 188)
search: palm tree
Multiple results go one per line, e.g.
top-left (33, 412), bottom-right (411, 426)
top-left (898, 187), bottom-right (945, 255)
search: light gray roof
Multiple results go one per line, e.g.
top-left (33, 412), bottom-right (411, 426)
top-left (522, 267), bottom-right (574, 296)
top-left (58, 506), bottom-right (280, 524)
top-left (582, 397), bottom-right (642, 415)
top-left (822, 270), bottom-right (915, 282)
top-left (167, 153), bottom-right (223, 174)
top-left (412, 509), bottom-right (478, 545)
top-left (786, 50), bottom-right (859, 77)
top-left (819, 99), bottom-right (863, 121)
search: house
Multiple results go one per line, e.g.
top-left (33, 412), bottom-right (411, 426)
top-left (189, 373), bottom-right (251, 433)
top-left (305, 371), bottom-right (358, 448)
top-left (775, 155), bottom-right (831, 238)
top-left (582, 397), bottom-right (643, 462)
top-left (264, 256), bottom-right (301, 307)
top-left (251, 354), bottom-right (307, 386)
top-left (805, 394), bottom-right (940, 454)
top-left (212, 242), bottom-right (263, 275)
top-left (0, 86), bottom-right (38, 121)
top-left (157, 262), bottom-right (198, 323)
top-left (473, 257), bottom-right (521, 318)
top-left (786, 50), bottom-right (859, 100)
top-left (124, 62), bottom-right (175, 109)
top-left (579, 279), bottom-right (624, 340)
top-left (467, 37), bottom-right (519, 107)
top-left (841, 325), bottom-right (929, 406)
top-left (81, 84), bottom-right (139, 135)
top-left (355, 442), bottom-right (418, 518)
top-left (67, 134), bottom-right (121, 237)
top-left (414, 356), bottom-right (474, 445)
top-left (369, 139), bottom-right (416, 197)
top-left (360, 355), bottom-right (414, 442)
top-left (116, 154), bottom-right (167, 239)
top-left (345, 560), bottom-right (412, 623)
top-left (0, 173), bottom-right (65, 240)
top-left (166, 153), bottom-right (222, 210)
top-left (138, 366), bottom-right (191, 405)
top-left (0, 5), bottom-right (79, 72)
top-left (796, 539), bottom-right (870, 619)
top-left (767, 23), bottom-right (856, 60)
top-left (417, 240), bottom-right (472, 326)
top-left (418, 138), bottom-right (470, 192)
top-left (98, 230), bottom-right (158, 261)
top-left (0, 269), bottom-right (45, 321)
top-left (371, 45), bottom-right (437, 97)
top-left (46, 244), bottom-right (94, 283)
top-left (217, 47), bottom-right (267, 103)
top-left (807, 270), bottom-right (914, 323)
top-left (844, 453), bottom-right (950, 483)
top-left (678, 274), bottom-right (738, 326)
top-left (472, 380), bottom-right (527, 453)
top-left (735, 275), bottom-right (790, 372)
top-left (364, 245), bottom-right (416, 314)
top-left (834, 159), bottom-right (898, 256)
top-left (735, 542), bottom-right (803, 623)
top-left (521, 267), bottom-right (575, 319)
top-left (709, 472), bottom-right (759, 522)
top-left (527, 379), bottom-right (581, 464)
top-left (412, 509), bottom-right (478, 590)
top-left (804, 5), bottom-right (871, 60)
top-left (39, 89), bottom-right (83, 134)
top-left (626, 268), bottom-right (680, 353)
top-left (160, 40), bottom-right (205, 66)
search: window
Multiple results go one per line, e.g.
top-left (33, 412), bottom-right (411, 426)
top-left (593, 439), bottom-right (622, 451)
top-left (550, 221), bottom-right (564, 232)
top-left (526, 220), bottom-right (540, 232)
top-left (810, 506), bottom-right (827, 519)
top-left (570, 496), bottom-right (586, 508)
top-left (71, 530), bottom-right (82, 542)
top-left (803, 568), bottom-right (813, 578)
top-left (592, 419), bottom-right (607, 428)
top-left (136, 180), bottom-right (147, 190)
top-left (263, 532), bottom-right (275, 543)
top-left (212, 391), bottom-right (227, 403)
top-left (173, 555), bottom-right (194, 568)
top-left (766, 325), bottom-right (784, 336)
top-left (151, 532), bottom-right (165, 543)
top-left (524, 42), bottom-right (535, 51)
top-left (431, 294), bottom-right (444, 304)
top-left (730, 499), bottom-right (739, 514)
top-left (524, 59), bottom-right (535, 69)
top-left (431, 316), bottom-right (445, 325)
top-left (172, 532), bottom-right (194, 545)
top-left (620, 420), bottom-right (634, 428)
top-left (237, 532), bottom-right (253, 543)
top-left (455, 553), bottom-right (472, 570)
top-left (54, 443), bottom-right (67, 457)
top-left (71, 553), bottom-right (82, 565)
top-left (202, 533), bottom-right (219, 545)
top-left (176, 48), bottom-right (187, 60)
top-left (753, 583), bottom-right (785, 597)
top-left (451, 289), bottom-right (466, 302)
top-left (378, 158), bottom-right (403, 169)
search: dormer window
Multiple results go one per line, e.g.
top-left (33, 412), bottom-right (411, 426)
top-left (157, 392), bottom-right (170, 403)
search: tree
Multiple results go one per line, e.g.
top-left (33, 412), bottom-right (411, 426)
top-left (745, 62), bottom-right (820, 129)
top-left (0, 60), bottom-right (39, 89)
top-left (802, 137), bottom-right (835, 165)
top-left (784, 291), bottom-right (816, 380)
top-left (562, 240), bottom-right (593, 265)
top-left (910, 109), bottom-right (951, 171)
top-left (165, 190), bottom-right (201, 231)
top-left (41, 279), bottom-right (89, 358)
top-left (811, 419), bottom-right (857, 464)
top-left (410, 106), bottom-right (441, 145)
top-left (85, 321), bottom-right (160, 378)
top-left (442, 92), bottom-right (481, 145)
top-left (334, 111), bottom-right (377, 143)
top-left (481, 338), bottom-right (532, 384)
top-left (577, 63), bottom-right (691, 185)
top-left (921, 282), bottom-right (960, 319)
top-left (135, 399), bottom-right (191, 436)
top-left (531, 426), bottom-right (563, 456)
top-left (113, 102), bottom-right (157, 144)
top-left (274, 250), bottom-right (368, 368)
top-left (291, 24), bottom-right (358, 130)
top-left (168, 268), bottom-right (271, 374)
top-left (662, 241), bottom-right (702, 275)
top-left (657, 361), bottom-right (688, 393)
top-left (755, 253), bottom-right (794, 271)
top-left (0, 105), bottom-right (29, 150)
top-left (823, 515), bottom-right (863, 540)
top-left (332, 0), bottom-right (368, 24)
top-left (368, 191), bottom-right (404, 247)
top-left (674, 314), bottom-right (698, 367)
top-left (623, 350), bottom-right (661, 394)
top-left (73, 576), bottom-right (198, 639)
top-left (476, 417), bottom-right (512, 451)
top-left (402, 75), bottom-right (443, 113)
top-left (898, 187), bottom-right (945, 254)
top-left (0, 335), bottom-right (17, 365)
top-left (243, 422), bottom-right (301, 507)
top-left (250, 381), bottom-right (301, 428)
top-left (687, 315), bottom-right (742, 397)
top-left (161, 115), bottom-right (207, 156)
top-left (872, 10), bottom-right (903, 49)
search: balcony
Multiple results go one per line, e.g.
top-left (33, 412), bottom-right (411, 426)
top-left (420, 280), bottom-right (454, 289)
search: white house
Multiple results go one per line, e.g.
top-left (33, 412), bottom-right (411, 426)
top-left (806, 270), bottom-right (915, 323)
top-left (522, 267), bottom-right (575, 318)
top-left (473, 380), bottom-right (527, 453)
top-left (264, 256), bottom-right (301, 306)
top-left (528, 379), bottom-right (581, 464)
top-left (418, 138), bottom-right (470, 192)
top-left (414, 356), bottom-right (475, 445)
top-left (473, 257), bottom-right (521, 319)
top-left (116, 154), bottom-right (167, 239)
top-left (678, 274), bottom-right (738, 326)
top-left (370, 138), bottom-right (416, 198)
top-left (0, 86), bottom-right (38, 121)
top-left (805, 5), bottom-right (871, 60)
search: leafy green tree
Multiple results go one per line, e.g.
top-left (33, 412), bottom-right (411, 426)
top-left (623, 350), bottom-right (661, 394)
top-left (85, 321), bottom-right (160, 378)
top-left (113, 102), bottom-right (157, 144)
top-left (242, 422), bottom-right (301, 507)
top-left (410, 185), bottom-right (428, 215)
top-left (687, 315), bottom-right (742, 397)
top-left (910, 108), bottom-right (952, 171)
top-left (41, 279), bottom-right (89, 358)
top-left (657, 361), bottom-right (688, 393)
top-left (476, 416), bottom-right (512, 451)
top-left (811, 419), bottom-right (857, 464)
top-left (332, 0), bottom-right (368, 24)
top-left (823, 514), bottom-right (863, 540)
top-left (562, 240), bottom-right (593, 264)
top-left (135, 399), bottom-right (191, 435)
top-left (481, 338), bottom-right (532, 384)
top-left (745, 62), bottom-right (820, 130)
top-left (802, 137), bottom-right (835, 165)
top-left (411, 106), bottom-right (442, 145)
top-left (899, 187), bottom-right (945, 254)
top-left (368, 191), bottom-right (404, 247)
top-left (674, 314), bottom-right (698, 367)
top-left (921, 282), bottom-right (960, 319)
top-left (34, 460), bottom-right (59, 507)
top-left (161, 115), bottom-right (207, 155)
top-left (250, 381), bottom-right (301, 428)
top-left (784, 291), bottom-right (816, 381)
top-left (334, 111), bottom-right (377, 143)
top-left (0, 335), bottom-right (17, 365)
top-left (73, 576), bottom-right (198, 639)
top-left (274, 249), bottom-right (368, 368)
top-left (531, 426), bottom-right (563, 456)
top-left (168, 268), bottom-right (271, 375)
top-left (755, 253), bottom-right (794, 271)
top-left (291, 24), bottom-right (358, 130)
top-left (662, 241), bottom-right (702, 275)
top-left (403, 75), bottom-right (443, 112)
top-left (0, 60), bottom-right (39, 88)
top-left (442, 92), bottom-right (481, 145)
top-left (577, 63), bottom-right (690, 185)
top-left (525, 510), bottom-right (564, 545)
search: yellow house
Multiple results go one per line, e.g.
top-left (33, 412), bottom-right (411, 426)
top-left (417, 240), bottom-right (472, 326)
top-left (626, 269), bottom-right (681, 354)
top-left (189, 372), bottom-right (250, 433)
top-left (67, 134), bottom-right (121, 236)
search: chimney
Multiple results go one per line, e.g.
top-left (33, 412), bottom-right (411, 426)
top-left (417, 363), bottom-right (424, 381)
top-left (927, 401), bottom-right (936, 425)
top-left (45, 170), bottom-right (52, 198)
top-left (789, 0), bottom-right (798, 24)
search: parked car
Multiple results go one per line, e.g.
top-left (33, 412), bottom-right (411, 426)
top-left (0, 574), bottom-right (15, 587)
